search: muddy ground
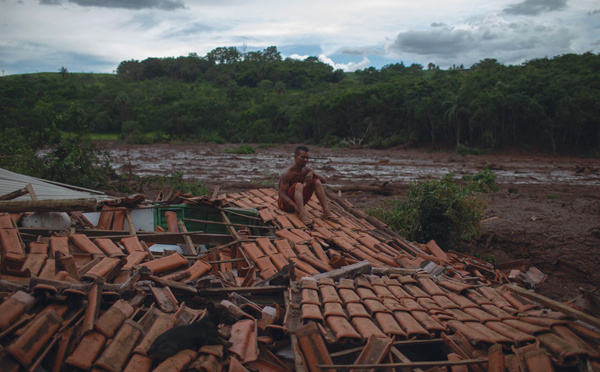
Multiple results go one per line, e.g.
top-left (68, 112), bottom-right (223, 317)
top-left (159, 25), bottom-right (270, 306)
top-left (106, 142), bottom-right (600, 301)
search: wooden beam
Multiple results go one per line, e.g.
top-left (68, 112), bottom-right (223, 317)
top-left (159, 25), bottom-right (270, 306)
top-left (317, 358), bottom-right (488, 369)
top-left (18, 228), bottom-right (235, 246)
top-left (505, 284), bottom-right (600, 329)
top-left (0, 186), bottom-right (29, 201)
top-left (0, 198), bottom-right (97, 212)
top-left (183, 217), bottom-right (275, 230)
top-left (196, 285), bottom-right (286, 295)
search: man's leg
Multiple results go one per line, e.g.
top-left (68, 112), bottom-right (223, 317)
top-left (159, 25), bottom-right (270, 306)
top-left (313, 179), bottom-right (335, 218)
top-left (294, 183), bottom-right (312, 224)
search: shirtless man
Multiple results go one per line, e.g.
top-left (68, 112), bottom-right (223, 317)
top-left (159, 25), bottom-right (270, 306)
top-left (278, 146), bottom-right (336, 226)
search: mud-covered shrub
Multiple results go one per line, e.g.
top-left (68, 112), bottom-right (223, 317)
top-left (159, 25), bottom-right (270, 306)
top-left (142, 171), bottom-right (209, 196)
top-left (463, 164), bottom-right (498, 193)
top-left (369, 173), bottom-right (486, 250)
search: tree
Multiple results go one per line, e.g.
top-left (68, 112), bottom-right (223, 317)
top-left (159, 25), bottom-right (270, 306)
top-left (59, 66), bottom-right (68, 80)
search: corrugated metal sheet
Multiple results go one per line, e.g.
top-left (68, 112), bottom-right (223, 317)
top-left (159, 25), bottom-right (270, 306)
top-left (0, 168), bottom-right (113, 201)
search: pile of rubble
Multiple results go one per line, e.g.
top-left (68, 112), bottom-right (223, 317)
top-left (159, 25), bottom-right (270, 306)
top-left (0, 185), bottom-right (599, 371)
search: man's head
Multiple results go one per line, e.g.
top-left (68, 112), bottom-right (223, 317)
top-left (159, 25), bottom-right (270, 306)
top-left (294, 146), bottom-right (309, 167)
top-left (295, 146), bottom-right (309, 155)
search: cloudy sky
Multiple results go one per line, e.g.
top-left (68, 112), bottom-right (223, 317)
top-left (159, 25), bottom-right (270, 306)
top-left (1, 0), bottom-right (598, 76)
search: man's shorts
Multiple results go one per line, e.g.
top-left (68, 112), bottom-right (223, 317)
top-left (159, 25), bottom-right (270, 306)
top-left (277, 179), bottom-right (317, 212)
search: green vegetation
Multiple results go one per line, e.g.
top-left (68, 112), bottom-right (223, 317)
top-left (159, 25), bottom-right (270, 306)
top-left (224, 144), bottom-right (256, 154)
top-left (369, 172), bottom-right (489, 251)
top-left (141, 171), bottom-right (209, 196)
top-left (462, 164), bottom-right (498, 193)
top-left (1, 49), bottom-right (598, 155)
top-left (1, 47), bottom-right (598, 190)
top-left (547, 194), bottom-right (559, 199)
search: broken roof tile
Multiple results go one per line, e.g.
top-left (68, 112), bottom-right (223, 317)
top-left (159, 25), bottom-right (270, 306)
top-left (228, 319), bottom-right (259, 364)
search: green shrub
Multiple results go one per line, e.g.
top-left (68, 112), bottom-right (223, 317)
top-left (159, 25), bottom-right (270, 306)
top-left (462, 164), bottom-right (498, 193)
top-left (369, 173), bottom-right (486, 250)
top-left (224, 144), bottom-right (256, 154)
top-left (142, 171), bottom-right (209, 196)
top-left (42, 134), bottom-right (114, 189)
top-left (456, 144), bottom-right (490, 155)
top-left (547, 194), bottom-right (559, 199)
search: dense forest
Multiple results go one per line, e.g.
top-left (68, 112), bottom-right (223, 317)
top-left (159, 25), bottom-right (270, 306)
top-left (1, 46), bottom-right (599, 157)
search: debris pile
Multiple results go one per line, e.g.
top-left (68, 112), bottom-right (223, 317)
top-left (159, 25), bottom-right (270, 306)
top-left (0, 185), bottom-right (599, 371)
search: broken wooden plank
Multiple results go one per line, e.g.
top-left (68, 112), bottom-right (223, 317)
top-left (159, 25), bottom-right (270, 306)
top-left (505, 284), bottom-right (600, 329)
top-left (313, 260), bottom-right (372, 281)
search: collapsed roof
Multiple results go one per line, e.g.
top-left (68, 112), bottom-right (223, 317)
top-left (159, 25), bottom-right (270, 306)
top-left (0, 183), bottom-right (599, 372)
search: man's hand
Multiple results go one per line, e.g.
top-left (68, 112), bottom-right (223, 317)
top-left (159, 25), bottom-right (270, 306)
top-left (304, 171), bottom-right (314, 184)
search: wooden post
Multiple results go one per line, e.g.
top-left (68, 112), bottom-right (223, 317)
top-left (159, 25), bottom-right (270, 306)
top-left (25, 184), bottom-right (38, 200)
top-left (177, 220), bottom-right (197, 255)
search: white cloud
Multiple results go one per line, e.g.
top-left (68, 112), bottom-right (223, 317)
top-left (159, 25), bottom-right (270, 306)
top-left (0, 0), bottom-right (597, 75)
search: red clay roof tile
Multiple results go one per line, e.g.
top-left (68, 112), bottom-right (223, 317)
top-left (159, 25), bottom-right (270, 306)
top-left (300, 288), bottom-right (321, 306)
top-left (121, 236), bottom-right (146, 254)
top-left (122, 354), bottom-right (153, 372)
top-left (325, 315), bottom-right (362, 341)
top-left (301, 303), bottom-right (324, 322)
top-left (484, 320), bottom-right (537, 345)
top-left (65, 331), bottom-right (107, 370)
top-left (446, 293), bottom-right (479, 309)
top-left (363, 299), bottom-right (391, 314)
top-left (323, 302), bottom-right (347, 318)
top-left (346, 303), bottom-right (371, 318)
top-left (355, 287), bottom-right (378, 300)
top-left (319, 285), bottom-right (342, 304)
top-left (6, 308), bottom-right (63, 368)
top-left (228, 319), bottom-right (259, 364)
top-left (373, 312), bottom-right (406, 337)
top-left (393, 310), bottom-right (431, 338)
top-left (339, 288), bottom-right (361, 304)
top-left (83, 256), bottom-right (121, 280)
top-left (0, 290), bottom-right (35, 331)
top-left (298, 252), bottom-right (334, 272)
top-left (412, 310), bottom-right (447, 333)
top-left (94, 319), bottom-right (144, 372)
top-left (93, 238), bottom-right (126, 257)
top-left (351, 316), bottom-right (387, 339)
top-left (95, 299), bottom-right (134, 338)
top-left (153, 349), bottom-right (197, 372)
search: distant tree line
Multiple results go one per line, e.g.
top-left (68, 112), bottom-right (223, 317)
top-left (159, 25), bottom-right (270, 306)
top-left (1, 47), bottom-right (599, 157)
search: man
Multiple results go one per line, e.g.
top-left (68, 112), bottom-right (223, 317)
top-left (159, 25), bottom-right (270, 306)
top-left (278, 146), bottom-right (336, 226)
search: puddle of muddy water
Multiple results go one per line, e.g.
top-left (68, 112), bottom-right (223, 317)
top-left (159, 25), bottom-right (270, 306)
top-left (108, 146), bottom-right (600, 188)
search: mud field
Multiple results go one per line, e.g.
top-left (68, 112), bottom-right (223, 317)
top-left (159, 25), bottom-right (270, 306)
top-left (107, 142), bottom-right (600, 301)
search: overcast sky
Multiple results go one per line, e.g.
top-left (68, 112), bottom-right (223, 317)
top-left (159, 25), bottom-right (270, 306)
top-left (1, 0), bottom-right (598, 76)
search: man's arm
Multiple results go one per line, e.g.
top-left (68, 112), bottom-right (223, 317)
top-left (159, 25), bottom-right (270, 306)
top-left (304, 166), bottom-right (326, 184)
top-left (278, 171), bottom-right (298, 211)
